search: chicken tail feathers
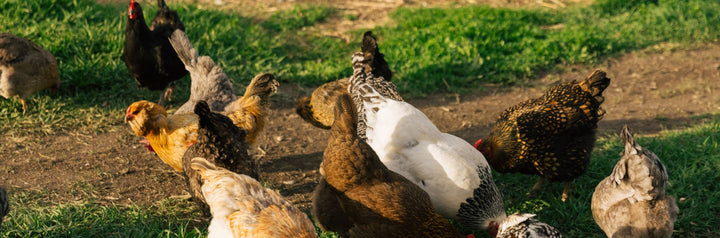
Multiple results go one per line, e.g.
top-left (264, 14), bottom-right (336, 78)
top-left (580, 70), bottom-right (611, 102)
top-left (361, 31), bottom-right (393, 81)
top-left (457, 167), bottom-right (507, 231)
top-left (157, 0), bottom-right (167, 8)
top-left (243, 73), bottom-right (279, 106)
top-left (296, 96), bottom-right (331, 129)
top-left (168, 29), bottom-right (198, 69)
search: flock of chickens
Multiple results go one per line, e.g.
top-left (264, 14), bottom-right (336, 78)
top-left (0, 0), bottom-right (680, 237)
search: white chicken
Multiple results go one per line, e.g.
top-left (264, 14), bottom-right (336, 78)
top-left (348, 52), bottom-right (506, 234)
top-left (190, 157), bottom-right (316, 238)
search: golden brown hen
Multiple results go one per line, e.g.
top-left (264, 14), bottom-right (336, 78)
top-left (295, 31), bottom-right (394, 130)
top-left (474, 70), bottom-right (611, 201)
top-left (311, 93), bottom-right (461, 238)
top-left (0, 33), bottom-right (60, 113)
top-left (125, 73), bottom-right (277, 171)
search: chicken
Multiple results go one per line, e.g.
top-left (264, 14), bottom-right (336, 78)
top-left (181, 101), bottom-right (257, 216)
top-left (0, 33), bottom-right (60, 113)
top-left (122, 0), bottom-right (187, 106)
top-left (591, 126), bottom-right (678, 238)
top-left (125, 73), bottom-right (277, 171)
top-left (190, 157), bottom-right (316, 238)
top-left (0, 186), bottom-right (8, 227)
top-left (496, 213), bottom-right (561, 238)
top-left (168, 29), bottom-right (236, 114)
top-left (311, 93), bottom-right (462, 238)
top-left (348, 53), bottom-right (506, 233)
top-left (296, 31), bottom-right (395, 131)
top-left (474, 70), bottom-right (611, 202)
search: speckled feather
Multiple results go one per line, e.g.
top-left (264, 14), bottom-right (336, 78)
top-left (181, 101), bottom-right (256, 217)
top-left (348, 31), bottom-right (402, 140)
top-left (480, 70), bottom-right (610, 182)
top-left (497, 213), bottom-right (561, 238)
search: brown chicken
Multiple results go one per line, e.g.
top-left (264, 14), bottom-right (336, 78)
top-left (0, 33), bottom-right (60, 113)
top-left (125, 73), bottom-right (277, 171)
top-left (311, 93), bottom-right (461, 238)
top-left (122, 0), bottom-right (187, 106)
top-left (181, 101), bottom-right (257, 216)
top-left (190, 157), bottom-right (316, 238)
top-left (474, 70), bottom-right (611, 201)
top-left (296, 31), bottom-right (395, 131)
top-left (591, 126), bottom-right (678, 238)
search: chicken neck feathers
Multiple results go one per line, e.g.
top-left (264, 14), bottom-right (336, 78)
top-left (496, 213), bottom-right (562, 238)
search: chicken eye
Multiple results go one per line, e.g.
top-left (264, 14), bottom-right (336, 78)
top-left (132, 110), bottom-right (140, 114)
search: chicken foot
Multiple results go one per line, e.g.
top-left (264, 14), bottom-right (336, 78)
top-left (561, 182), bottom-right (571, 202)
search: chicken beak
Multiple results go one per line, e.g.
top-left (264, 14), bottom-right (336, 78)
top-left (124, 114), bottom-right (133, 123)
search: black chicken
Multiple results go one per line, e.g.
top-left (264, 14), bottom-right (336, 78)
top-left (0, 186), bottom-right (8, 227)
top-left (181, 101), bottom-right (258, 216)
top-left (475, 70), bottom-right (611, 202)
top-left (122, 0), bottom-right (188, 106)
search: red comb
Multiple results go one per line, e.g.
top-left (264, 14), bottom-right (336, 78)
top-left (126, 106), bottom-right (132, 115)
top-left (467, 234), bottom-right (475, 238)
top-left (473, 139), bottom-right (483, 149)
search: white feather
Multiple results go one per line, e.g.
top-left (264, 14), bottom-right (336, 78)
top-left (361, 86), bottom-right (490, 219)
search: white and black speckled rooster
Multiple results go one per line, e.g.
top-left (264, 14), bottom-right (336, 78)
top-left (349, 52), bottom-right (506, 235)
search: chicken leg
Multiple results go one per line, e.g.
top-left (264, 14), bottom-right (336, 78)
top-left (561, 182), bottom-right (571, 202)
top-left (528, 177), bottom-right (545, 198)
top-left (20, 98), bottom-right (27, 114)
top-left (157, 81), bottom-right (176, 106)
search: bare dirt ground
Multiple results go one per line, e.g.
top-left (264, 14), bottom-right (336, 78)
top-left (3, 0), bottom-right (720, 215)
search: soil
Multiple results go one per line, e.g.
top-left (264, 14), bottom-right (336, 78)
top-left (3, 0), bottom-right (720, 219)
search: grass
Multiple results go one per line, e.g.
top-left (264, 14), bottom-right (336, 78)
top-left (1, 0), bottom-right (720, 135)
top-left (2, 114), bottom-right (718, 237)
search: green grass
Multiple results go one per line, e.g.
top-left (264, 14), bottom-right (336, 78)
top-left (2, 114), bottom-right (718, 237)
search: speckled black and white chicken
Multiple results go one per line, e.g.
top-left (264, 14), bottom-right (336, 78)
top-left (474, 70), bottom-right (611, 202)
top-left (349, 52), bottom-right (506, 234)
top-left (0, 186), bottom-right (9, 227)
top-left (591, 126), bottom-right (678, 238)
top-left (496, 213), bottom-right (561, 238)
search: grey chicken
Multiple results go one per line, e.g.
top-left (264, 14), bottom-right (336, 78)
top-left (591, 126), bottom-right (678, 238)
top-left (0, 33), bottom-right (60, 113)
top-left (168, 30), bottom-right (236, 114)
